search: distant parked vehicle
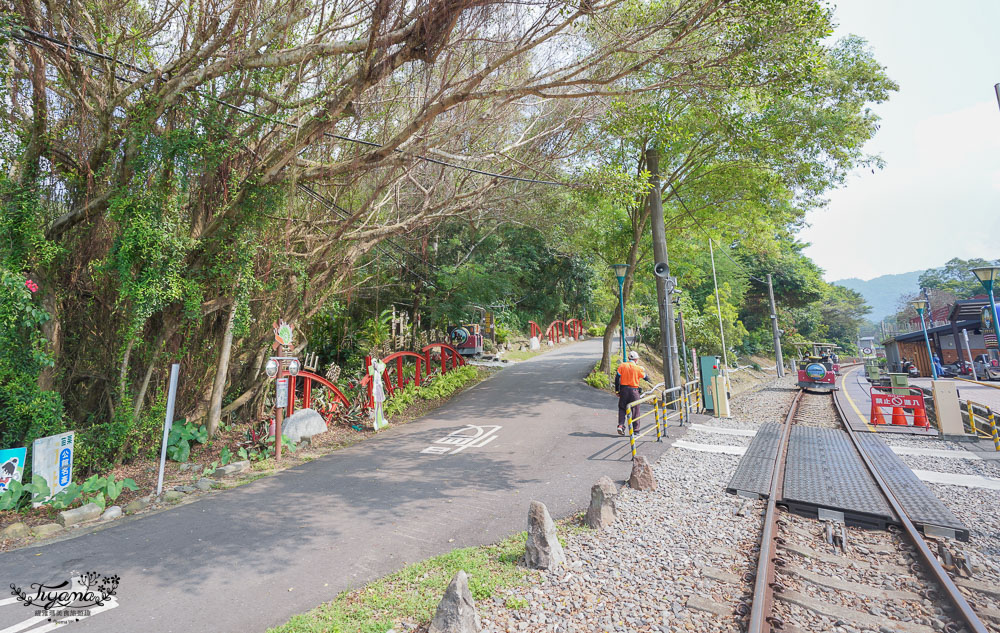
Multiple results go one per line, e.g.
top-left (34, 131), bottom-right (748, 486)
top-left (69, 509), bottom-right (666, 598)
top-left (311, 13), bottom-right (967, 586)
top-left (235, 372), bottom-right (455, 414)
top-left (973, 355), bottom-right (1000, 381)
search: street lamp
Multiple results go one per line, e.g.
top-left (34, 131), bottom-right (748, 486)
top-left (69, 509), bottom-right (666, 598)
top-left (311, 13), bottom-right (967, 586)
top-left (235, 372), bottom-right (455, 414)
top-left (611, 264), bottom-right (629, 363)
top-left (971, 266), bottom-right (1000, 362)
top-left (911, 298), bottom-right (937, 380)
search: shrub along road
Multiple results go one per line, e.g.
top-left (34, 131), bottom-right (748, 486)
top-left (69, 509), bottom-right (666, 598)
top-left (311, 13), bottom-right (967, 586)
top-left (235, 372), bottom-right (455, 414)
top-left (0, 339), bottom-right (675, 633)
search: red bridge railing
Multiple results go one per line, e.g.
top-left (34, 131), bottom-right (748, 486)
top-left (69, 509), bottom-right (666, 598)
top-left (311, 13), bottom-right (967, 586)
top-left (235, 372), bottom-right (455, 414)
top-left (363, 342), bottom-right (466, 407)
top-left (545, 320), bottom-right (565, 344)
top-left (285, 370), bottom-right (352, 419)
top-left (528, 321), bottom-right (541, 339)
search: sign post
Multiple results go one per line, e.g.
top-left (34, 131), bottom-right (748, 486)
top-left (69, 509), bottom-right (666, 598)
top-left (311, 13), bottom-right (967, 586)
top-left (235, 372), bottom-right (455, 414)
top-left (157, 364), bottom-right (180, 497)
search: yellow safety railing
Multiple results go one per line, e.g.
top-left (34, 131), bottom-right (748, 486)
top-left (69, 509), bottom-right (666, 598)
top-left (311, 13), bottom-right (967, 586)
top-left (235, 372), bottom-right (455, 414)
top-left (623, 381), bottom-right (704, 460)
top-left (964, 400), bottom-right (999, 450)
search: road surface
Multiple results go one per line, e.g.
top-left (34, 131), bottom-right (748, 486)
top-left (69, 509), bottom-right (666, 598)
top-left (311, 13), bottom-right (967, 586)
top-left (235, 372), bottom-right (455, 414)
top-left (0, 339), bottom-right (681, 633)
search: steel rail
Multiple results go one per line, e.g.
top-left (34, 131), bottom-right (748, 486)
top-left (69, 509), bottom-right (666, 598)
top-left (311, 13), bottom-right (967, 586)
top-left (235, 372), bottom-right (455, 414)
top-left (747, 390), bottom-right (802, 633)
top-left (832, 392), bottom-right (989, 633)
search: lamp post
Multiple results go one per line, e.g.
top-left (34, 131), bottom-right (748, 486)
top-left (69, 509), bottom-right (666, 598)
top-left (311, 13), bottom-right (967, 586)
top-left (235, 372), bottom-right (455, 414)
top-left (911, 298), bottom-right (937, 380)
top-left (971, 266), bottom-right (1000, 361)
top-left (612, 264), bottom-right (629, 363)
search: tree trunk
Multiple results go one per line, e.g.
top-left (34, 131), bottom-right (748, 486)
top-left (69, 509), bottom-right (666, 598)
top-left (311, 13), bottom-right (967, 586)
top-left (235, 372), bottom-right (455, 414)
top-left (207, 302), bottom-right (237, 438)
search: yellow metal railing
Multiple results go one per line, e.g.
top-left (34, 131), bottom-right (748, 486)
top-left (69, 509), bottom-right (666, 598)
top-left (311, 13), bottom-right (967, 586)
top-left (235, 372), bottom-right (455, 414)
top-left (964, 400), bottom-right (998, 449)
top-left (623, 381), bottom-right (704, 460)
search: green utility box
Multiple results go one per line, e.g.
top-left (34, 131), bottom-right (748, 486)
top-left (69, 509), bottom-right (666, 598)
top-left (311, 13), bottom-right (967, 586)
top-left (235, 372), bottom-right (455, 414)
top-left (888, 372), bottom-right (909, 395)
top-left (700, 355), bottom-right (722, 411)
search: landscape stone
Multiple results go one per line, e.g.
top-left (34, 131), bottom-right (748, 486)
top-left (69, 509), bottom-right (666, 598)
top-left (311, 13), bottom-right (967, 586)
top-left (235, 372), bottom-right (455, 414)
top-left (281, 408), bottom-right (327, 443)
top-left (57, 502), bottom-right (103, 527)
top-left (584, 476), bottom-right (618, 529)
top-left (525, 500), bottom-right (566, 570)
top-left (1, 522), bottom-right (30, 539)
top-left (32, 523), bottom-right (63, 538)
top-left (547, 341), bottom-right (554, 347)
top-left (178, 463), bottom-right (200, 472)
top-left (124, 496), bottom-right (151, 514)
top-left (100, 506), bottom-right (123, 521)
top-left (629, 455), bottom-right (657, 491)
top-left (163, 490), bottom-right (185, 503)
top-left (212, 460), bottom-right (250, 478)
top-left (428, 570), bottom-right (481, 633)
top-left (174, 485), bottom-right (197, 493)
top-left (195, 478), bottom-right (216, 491)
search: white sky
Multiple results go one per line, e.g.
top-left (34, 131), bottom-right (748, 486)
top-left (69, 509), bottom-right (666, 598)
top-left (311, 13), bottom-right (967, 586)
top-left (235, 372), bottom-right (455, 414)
top-left (800, 0), bottom-right (1000, 281)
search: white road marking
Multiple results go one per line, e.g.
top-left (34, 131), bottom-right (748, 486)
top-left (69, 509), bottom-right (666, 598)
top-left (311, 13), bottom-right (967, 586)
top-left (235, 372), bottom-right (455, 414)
top-left (913, 470), bottom-right (1000, 490)
top-left (688, 424), bottom-right (756, 437)
top-left (890, 446), bottom-right (982, 460)
top-left (672, 440), bottom-right (747, 456)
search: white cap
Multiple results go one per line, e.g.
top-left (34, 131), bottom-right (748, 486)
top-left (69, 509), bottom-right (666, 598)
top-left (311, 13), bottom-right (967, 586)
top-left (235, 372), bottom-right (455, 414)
top-left (628, 350), bottom-right (639, 360)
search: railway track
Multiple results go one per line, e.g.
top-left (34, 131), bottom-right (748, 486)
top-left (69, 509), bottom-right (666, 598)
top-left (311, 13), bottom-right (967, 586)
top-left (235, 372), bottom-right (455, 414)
top-left (744, 389), bottom-right (991, 633)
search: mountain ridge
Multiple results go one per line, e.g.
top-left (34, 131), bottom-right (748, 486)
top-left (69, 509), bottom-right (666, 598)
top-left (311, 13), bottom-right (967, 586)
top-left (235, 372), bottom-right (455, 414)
top-left (832, 270), bottom-right (923, 322)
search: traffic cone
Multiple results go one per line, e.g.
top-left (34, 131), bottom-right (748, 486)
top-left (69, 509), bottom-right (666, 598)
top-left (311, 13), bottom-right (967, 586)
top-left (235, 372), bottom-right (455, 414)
top-left (913, 406), bottom-right (929, 428)
top-left (872, 406), bottom-right (887, 425)
top-left (891, 406), bottom-right (908, 426)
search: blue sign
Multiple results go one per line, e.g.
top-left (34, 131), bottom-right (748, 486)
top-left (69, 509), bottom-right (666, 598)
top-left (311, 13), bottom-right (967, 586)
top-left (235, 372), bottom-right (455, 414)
top-left (0, 447), bottom-right (27, 492)
top-left (805, 363), bottom-right (827, 380)
top-left (59, 448), bottom-right (72, 486)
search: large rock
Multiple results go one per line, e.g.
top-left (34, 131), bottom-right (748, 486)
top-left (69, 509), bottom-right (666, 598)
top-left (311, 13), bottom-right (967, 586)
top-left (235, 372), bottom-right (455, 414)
top-left (195, 478), bottom-right (216, 491)
top-left (100, 506), bottom-right (122, 521)
top-left (529, 337), bottom-right (540, 351)
top-left (124, 496), bottom-right (151, 514)
top-left (1, 522), bottom-right (30, 539)
top-left (212, 460), bottom-right (250, 478)
top-left (163, 490), bottom-right (185, 503)
top-left (428, 570), bottom-right (480, 633)
top-left (584, 476), bottom-right (618, 529)
top-left (524, 501), bottom-right (566, 570)
top-left (32, 523), bottom-right (63, 538)
top-left (57, 502), bottom-right (103, 527)
top-left (280, 408), bottom-right (327, 443)
top-left (629, 455), bottom-right (657, 491)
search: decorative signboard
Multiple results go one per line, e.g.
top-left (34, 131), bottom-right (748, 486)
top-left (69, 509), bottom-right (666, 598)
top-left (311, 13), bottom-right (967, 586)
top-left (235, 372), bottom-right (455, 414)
top-left (983, 306), bottom-right (997, 349)
top-left (0, 447), bottom-right (27, 492)
top-left (275, 378), bottom-right (289, 409)
top-left (32, 431), bottom-right (75, 501)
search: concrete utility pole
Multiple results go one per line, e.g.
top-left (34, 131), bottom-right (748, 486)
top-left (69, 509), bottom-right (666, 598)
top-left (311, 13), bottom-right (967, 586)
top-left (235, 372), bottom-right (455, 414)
top-left (646, 147), bottom-right (681, 395)
top-left (767, 274), bottom-right (784, 377)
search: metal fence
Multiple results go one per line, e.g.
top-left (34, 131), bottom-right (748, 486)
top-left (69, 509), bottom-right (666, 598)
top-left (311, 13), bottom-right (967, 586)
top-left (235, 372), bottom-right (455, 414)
top-left (623, 380), bottom-right (704, 460)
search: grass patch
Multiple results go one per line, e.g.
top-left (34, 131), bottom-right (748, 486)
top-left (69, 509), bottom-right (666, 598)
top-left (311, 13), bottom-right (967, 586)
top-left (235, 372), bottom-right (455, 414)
top-left (268, 532), bottom-right (532, 633)
top-left (503, 348), bottom-right (544, 362)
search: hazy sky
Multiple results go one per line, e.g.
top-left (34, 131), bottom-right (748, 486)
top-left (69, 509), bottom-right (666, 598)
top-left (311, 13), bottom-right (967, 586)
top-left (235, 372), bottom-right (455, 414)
top-left (799, 0), bottom-right (1000, 282)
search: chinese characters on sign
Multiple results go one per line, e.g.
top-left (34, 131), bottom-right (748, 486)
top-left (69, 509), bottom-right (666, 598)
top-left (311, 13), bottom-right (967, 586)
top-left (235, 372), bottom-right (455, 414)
top-left (31, 431), bottom-right (75, 502)
top-left (420, 425), bottom-right (501, 455)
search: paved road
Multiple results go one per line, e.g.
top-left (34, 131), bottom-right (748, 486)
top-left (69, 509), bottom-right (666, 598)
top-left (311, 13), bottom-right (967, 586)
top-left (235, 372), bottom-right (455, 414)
top-left (0, 339), bottom-right (677, 633)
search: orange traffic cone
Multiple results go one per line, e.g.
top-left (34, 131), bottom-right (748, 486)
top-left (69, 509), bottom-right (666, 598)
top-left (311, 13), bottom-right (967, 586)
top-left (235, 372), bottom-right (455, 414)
top-left (891, 406), bottom-right (908, 426)
top-left (913, 406), bottom-right (929, 428)
top-left (872, 406), bottom-right (887, 425)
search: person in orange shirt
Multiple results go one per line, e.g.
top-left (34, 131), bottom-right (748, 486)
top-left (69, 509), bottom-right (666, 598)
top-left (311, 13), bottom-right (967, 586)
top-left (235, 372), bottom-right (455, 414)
top-left (615, 350), bottom-right (648, 435)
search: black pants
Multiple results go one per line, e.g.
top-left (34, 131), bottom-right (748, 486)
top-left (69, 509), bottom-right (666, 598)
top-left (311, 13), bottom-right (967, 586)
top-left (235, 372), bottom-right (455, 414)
top-left (618, 386), bottom-right (640, 431)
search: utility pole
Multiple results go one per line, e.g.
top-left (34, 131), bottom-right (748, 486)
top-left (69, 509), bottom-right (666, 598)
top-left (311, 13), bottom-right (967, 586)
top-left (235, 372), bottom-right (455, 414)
top-left (766, 274), bottom-right (784, 377)
top-left (646, 147), bottom-right (681, 395)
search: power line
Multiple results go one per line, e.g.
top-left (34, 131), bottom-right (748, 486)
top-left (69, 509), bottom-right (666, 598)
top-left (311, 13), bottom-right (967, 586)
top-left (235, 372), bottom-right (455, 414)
top-left (14, 28), bottom-right (568, 187)
top-left (665, 183), bottom-right (768, 285)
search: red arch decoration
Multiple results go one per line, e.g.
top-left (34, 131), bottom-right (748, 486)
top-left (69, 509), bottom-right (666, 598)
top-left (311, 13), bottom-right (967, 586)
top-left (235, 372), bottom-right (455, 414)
top-left (545, 320), bottom-right (565, 343)
top-left (566, 318), bottom-right (583, 339)
top-left (286, 370), bottom-right (351, 420)
top-left (421, 342), bottom-right (466, 376)
top-left (379, 351), bottom-right (426, 397)
top-left (528, 321), bottom-right (542, 339)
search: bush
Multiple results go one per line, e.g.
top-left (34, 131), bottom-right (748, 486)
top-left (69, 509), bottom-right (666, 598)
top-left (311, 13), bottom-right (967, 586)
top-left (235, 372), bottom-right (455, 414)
top-left (383, 366), bottom-right (478, 418)
top-left (587, 324), bottom-right (605, 337)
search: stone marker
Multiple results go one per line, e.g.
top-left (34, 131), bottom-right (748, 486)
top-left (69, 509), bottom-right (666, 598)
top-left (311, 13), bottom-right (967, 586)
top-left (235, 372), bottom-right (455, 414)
top-left (428, 570), bottom-right (480, 633)
top-left (1, 522), bottom-right (30, 539)
top-left (100, 505), bottom-right (123, 521)
top-left (212, 460), bottom-right (250, 478)
top-left (529, 336), bottom-right (540, 351)
top-left (195, 478), bottom-right (215, 491)
top-left (547, 340), bottom-right (554, 347)
top-left (281, 408), bottom-right (327, 443)
top-left (584, 476), bottom-right (618, 529)
top-left (124, 496), bottom-right (151, 514)
top-left (629, 455), bottom-right (657, 491)
top-left (525, 500), bottom-right (566, 570)
top-left (32, 523), bottom-right (63, 538)
top-left (58, 502), bottom-right (103, 527)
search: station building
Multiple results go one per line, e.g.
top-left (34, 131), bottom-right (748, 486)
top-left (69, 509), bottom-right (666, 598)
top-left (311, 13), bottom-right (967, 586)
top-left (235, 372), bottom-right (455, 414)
top-left (882, 298), bottom-right (999, 376)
